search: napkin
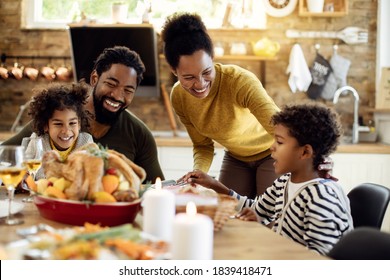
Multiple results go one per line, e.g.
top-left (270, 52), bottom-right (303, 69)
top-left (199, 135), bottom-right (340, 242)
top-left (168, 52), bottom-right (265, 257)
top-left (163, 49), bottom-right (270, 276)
top-left (286, 44), bottom-right (312, 93)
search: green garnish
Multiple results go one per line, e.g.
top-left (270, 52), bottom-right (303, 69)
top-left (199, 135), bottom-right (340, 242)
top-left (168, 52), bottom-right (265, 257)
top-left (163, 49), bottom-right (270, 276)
top-left (73, 224), bottom-right (141, 244)
top-left (86, 143), bottom-right (110, 170)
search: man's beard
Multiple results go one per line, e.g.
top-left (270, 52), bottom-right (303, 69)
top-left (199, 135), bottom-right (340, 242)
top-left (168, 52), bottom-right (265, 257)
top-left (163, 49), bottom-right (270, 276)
top-left (92, 87), bottom-right (127, 125)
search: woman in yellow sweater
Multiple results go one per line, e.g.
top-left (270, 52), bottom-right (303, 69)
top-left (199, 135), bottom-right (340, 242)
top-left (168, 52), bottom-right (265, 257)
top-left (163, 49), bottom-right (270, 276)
top-left (161, 13), bottom-right (280, 197)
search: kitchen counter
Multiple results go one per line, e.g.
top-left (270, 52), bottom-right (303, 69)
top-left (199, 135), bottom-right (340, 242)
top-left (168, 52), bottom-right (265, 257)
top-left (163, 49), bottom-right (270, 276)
top-left (153, 136), bottom-right (390, 154)
top-left (1, 131), bottom-right (390, 154)
top-left (0, 132), bottom-right (16, 142)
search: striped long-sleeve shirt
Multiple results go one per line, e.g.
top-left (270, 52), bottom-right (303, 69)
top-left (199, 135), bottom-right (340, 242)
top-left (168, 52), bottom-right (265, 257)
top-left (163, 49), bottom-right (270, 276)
top-left (231, 173), bottom-right (353, 255)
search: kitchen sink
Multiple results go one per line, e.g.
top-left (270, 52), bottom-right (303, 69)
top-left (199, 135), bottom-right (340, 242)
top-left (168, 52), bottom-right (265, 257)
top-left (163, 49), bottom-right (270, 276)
top-left (340, 132), bottom-right (378, 145)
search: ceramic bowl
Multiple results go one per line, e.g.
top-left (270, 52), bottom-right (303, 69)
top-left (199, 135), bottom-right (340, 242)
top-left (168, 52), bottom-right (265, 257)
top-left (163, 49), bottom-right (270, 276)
top-left (33, 195), bottom-right (141, 227)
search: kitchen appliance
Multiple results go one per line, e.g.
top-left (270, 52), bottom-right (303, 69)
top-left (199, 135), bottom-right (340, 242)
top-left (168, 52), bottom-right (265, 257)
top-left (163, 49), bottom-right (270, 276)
top-left (68, 24), bottom-right (160, 97)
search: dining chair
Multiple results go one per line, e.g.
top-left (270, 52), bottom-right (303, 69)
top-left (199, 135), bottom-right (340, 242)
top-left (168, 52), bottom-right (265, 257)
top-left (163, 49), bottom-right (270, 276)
top-left (328, 227), bottom-right (390, 260)
top-left (347, 182), bottom-right (390, 229)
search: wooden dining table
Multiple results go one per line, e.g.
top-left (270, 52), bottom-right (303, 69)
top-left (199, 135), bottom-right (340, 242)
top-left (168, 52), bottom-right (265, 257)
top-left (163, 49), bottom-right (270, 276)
top-left (0, 193), bottom-right (328, 260)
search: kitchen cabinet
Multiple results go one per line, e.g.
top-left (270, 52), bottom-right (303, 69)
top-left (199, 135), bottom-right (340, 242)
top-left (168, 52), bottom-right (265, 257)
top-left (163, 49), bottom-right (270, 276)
top-left (158, 146), bottom-right (224, 180)
top-left (332, 153), bottom-right (390, 193)
top-left (299, 0), bottom-right (348, 17)
top-left (332, 152), bottom-right (390, 232)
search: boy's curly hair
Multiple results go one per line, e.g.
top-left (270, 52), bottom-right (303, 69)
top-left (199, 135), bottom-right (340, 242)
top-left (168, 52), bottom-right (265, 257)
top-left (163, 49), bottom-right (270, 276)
top-left (161, 12), bottom-right (214, 69)
top-left (28, 82), bottom-right (90, 136)
top-left (271, 102), bottom-right (343, 170)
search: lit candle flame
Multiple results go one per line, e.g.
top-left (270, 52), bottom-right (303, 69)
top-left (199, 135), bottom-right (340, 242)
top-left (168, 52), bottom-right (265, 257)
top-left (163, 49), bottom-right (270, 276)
top-left (155, 177), bottom-right (162, 190)
top-left (186, 201), bottom-right (197, 216)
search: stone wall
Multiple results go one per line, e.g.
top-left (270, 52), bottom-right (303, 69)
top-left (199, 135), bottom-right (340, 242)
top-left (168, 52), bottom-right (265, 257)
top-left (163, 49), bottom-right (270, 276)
top-left (0, 0), bottom-right (378, 135)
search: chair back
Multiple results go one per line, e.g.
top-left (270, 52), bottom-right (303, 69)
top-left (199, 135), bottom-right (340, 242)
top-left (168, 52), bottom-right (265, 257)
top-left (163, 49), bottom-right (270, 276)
top-left (348, 183), bottom-right (390, 228)
top-left (328, 227), bottom-right (390, 260)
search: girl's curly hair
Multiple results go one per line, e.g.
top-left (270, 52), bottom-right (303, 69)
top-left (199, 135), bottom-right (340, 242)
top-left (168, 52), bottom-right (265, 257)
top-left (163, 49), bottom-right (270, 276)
top-left (161, 12), bottom-right (214, 69)
top-left (271, 102), bottom-right (343, 170)
top-left (28, 82), bottom-right (90, 136)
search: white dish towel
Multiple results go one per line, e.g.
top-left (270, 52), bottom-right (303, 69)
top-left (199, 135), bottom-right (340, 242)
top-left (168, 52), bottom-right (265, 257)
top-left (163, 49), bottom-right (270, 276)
top-left (286, 43), bottom-right (312, 93)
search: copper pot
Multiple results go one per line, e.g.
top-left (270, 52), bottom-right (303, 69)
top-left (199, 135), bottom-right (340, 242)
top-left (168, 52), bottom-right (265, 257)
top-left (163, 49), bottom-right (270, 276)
top-left (0, 66), bottom-right (8, 79)
top-left (24, 67), bottom-right (39, 81)
top-left (11, 63), bottom-right (24, 80)
top-left (55, 66), bottom-right (72, 81)
top-left (41, 66), bottom-right (56, 81)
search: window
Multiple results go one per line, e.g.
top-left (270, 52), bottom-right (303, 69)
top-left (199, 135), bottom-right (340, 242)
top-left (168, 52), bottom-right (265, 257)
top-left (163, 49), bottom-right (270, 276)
top-left (21, 0), bottom-right (266, 30)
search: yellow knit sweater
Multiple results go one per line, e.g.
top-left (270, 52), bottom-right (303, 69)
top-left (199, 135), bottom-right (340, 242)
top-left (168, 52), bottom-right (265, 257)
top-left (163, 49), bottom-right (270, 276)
top-left (171, 63), bottom-right (280, 172)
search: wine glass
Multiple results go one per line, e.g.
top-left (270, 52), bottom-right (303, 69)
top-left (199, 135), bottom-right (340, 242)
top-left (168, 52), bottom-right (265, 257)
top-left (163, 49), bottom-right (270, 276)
top-left (0, 145), bottom-right (26, 225)
top-left (21, 137), bottom-right (43, 202)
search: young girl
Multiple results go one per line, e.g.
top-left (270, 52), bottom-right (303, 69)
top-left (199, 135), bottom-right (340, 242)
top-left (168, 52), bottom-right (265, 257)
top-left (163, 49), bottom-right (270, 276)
top-left (26, 82), bottom-right (93, 179)
top-left (184, 102), bottom-right (353, 255)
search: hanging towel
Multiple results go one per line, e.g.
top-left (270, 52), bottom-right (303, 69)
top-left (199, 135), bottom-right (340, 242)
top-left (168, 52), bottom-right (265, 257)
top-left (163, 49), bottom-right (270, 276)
top-left (332, 53), bottom-right (351, 87)
top-left (286, 44), bottom-right (312, 93)
top-left (307, 52), bottom-right (333, 100)
top-left (321, 72), bottom-right (338, 100)
top-left (321, 53), bottom-right (351, 100)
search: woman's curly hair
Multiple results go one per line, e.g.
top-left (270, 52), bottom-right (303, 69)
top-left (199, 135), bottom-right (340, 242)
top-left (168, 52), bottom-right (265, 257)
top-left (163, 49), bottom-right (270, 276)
top-left (271, 102), bottom-right (343, 170)
top-left (28, 82), bottom-right (90, 136)
top-left (161, 12), bottom-right (214, 69)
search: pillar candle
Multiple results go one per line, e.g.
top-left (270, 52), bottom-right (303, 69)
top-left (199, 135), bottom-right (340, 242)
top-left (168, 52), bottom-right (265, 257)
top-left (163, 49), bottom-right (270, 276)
top-left (142, 177), bottom-right (175, 242)
top-left (171, 201), bottom-right (214, 260)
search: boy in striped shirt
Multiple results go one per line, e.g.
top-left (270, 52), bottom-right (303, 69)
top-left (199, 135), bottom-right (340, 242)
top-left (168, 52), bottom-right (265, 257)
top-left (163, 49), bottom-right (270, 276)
top-left (185, 102), bottom-right (353, 255)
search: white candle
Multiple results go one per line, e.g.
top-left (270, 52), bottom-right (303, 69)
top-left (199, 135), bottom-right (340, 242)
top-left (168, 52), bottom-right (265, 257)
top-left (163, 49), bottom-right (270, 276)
top-left (142, 177), bottom-right (175, 242)
top-left (171, 201), bottom-right (214, 260)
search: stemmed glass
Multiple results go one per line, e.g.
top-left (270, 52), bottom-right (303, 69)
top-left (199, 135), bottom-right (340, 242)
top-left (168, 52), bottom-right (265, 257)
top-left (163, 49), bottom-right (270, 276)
top-left (21, 137), bottom-right (43, 202)
top-left (0, 145), bottom-right (26, 225)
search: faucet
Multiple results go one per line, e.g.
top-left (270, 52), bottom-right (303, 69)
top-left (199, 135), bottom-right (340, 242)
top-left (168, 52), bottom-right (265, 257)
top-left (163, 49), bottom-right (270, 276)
top-left (10, 99), bottom-right (31, 133)
top-left (333, 86), bottom-right (369, 144)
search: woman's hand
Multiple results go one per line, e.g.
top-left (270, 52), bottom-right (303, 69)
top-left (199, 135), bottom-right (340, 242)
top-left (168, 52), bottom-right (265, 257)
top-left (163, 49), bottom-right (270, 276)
top-left (318, 156), bottom-right (338, 181)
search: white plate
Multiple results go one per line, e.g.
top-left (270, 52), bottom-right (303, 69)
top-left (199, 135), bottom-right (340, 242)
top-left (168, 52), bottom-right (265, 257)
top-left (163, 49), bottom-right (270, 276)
top-left (0, 200), bottom-right (25, 218)
top-left (4, 224), bottom-right (169, 260)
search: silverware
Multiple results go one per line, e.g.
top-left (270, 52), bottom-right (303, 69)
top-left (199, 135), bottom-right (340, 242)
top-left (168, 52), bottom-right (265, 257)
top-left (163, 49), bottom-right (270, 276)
top-left (286, 27), bottom-right (368, 45)
top-left (23, 249), bottom-right (51, 260)
top-left (157, 179), bottom-right (190, 188)
top-left (16, 223), bottom-right (56, 237)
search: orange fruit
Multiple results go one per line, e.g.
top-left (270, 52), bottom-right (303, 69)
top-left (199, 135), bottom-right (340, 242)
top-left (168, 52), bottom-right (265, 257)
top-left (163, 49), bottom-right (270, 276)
top-left (92, 191), bottom-right (117, 203)
top-left (44, 187), bottom-right (67, 200)
top-left (25, 174), bottom-right (37, 192)
top-left (102, 174), bottom-right (119, 194)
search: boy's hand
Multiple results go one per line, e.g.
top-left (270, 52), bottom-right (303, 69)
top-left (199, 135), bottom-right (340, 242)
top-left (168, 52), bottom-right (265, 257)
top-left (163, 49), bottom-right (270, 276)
top-left (177, 170), bottom-right (230, 195)
top-left (235, 207), bottom-right (258, 222)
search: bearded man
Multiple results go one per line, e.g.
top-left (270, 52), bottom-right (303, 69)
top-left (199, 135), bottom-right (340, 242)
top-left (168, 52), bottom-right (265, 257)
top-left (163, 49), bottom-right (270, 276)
top-left (2, 46), bottom-right (164, 183)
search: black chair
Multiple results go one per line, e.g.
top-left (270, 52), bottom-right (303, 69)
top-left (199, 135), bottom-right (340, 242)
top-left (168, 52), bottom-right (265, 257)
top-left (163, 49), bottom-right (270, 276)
top-left (328, 227), bottom-right (390, 260)
top-left (347, 183), bottom-right (390, 229)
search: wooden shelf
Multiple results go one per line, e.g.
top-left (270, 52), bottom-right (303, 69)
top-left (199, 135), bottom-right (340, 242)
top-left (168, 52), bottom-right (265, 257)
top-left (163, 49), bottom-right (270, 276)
top-left (367, 108), bottom-right (390, 113)
top-left (214, 55), bottom-right (277, 61)
top-left (159, 54), bottom-right (277, 62)
top-left (159, 54), bottom-right (277, 88)
top-left (299, 0), bottom-right (348, 17)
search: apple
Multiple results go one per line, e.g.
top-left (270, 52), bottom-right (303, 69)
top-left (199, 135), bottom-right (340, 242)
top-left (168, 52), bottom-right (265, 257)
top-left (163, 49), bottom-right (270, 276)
top-left (36, 178), bottom-right (50, 194)
top-left (53, 177), bottom-right (71, 192)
